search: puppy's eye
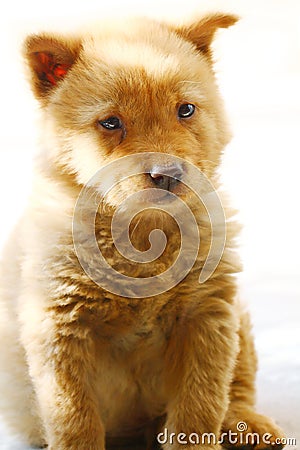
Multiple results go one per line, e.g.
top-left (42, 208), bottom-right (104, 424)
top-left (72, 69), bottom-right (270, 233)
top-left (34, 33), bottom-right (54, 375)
top-left (178, 103), bottom-right (195, 119)
top-left (98, 116), bottom-right (123, 130)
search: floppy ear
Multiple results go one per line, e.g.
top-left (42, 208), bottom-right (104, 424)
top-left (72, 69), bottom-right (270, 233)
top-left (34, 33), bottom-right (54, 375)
top-left (175, 13), bottom-right (239, 59)
top-left (23, 34), bottom-right (81, 100)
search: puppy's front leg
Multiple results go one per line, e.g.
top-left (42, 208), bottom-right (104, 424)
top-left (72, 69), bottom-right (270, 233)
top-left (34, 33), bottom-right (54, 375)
top-left (21, 309), bottom-right (105, 450)
top-left (163, 300), bottom-right (239, 450)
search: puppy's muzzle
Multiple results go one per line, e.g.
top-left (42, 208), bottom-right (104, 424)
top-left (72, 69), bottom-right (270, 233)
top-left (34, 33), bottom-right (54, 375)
top-left (149, 163), bottom-right (183, 192)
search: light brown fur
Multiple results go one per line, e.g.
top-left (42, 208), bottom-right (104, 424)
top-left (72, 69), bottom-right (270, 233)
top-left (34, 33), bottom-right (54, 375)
top-left (0, 14), bottom-right (285, 450)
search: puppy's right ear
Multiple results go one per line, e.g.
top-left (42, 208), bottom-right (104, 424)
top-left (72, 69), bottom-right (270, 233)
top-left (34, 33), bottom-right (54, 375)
top-left (174, 13), bottom-right (239, 61)
top-left (23, 34), bottom-right (81, 101)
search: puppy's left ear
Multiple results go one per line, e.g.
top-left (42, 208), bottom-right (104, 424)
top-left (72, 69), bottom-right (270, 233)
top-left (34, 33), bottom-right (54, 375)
top-left (175, 13), bottom-right (239, 59)
top-left (23, 34), bottom-right (82, 102)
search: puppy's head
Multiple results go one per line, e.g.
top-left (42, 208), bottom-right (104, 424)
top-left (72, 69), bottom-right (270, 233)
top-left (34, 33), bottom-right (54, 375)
top-left (24, 14), bottom-right (238, 208)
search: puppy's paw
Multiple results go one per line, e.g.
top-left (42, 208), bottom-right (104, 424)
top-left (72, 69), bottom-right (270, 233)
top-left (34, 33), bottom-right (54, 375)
top-left (221, 409), bottom-right (285, 449)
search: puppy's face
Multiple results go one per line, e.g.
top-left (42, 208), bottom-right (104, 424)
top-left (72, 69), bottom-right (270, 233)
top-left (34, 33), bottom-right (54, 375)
top-left (24, 14), bottom-right (237, 209)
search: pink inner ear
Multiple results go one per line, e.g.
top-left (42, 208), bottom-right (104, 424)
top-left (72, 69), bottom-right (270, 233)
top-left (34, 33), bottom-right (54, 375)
top-left (36, 51), bottom-right (71, 85)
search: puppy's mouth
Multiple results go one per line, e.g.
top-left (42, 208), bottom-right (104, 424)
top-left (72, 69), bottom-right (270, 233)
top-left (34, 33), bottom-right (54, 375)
top-left (143, 176), bottom-right (188, 206)
top-left (144, 188), bottom-right (178, 204)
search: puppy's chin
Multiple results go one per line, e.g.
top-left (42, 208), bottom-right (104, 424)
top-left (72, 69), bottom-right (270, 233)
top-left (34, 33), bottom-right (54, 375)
top-left (101, 183), bottom-right (188, 212)
top-left (128, 208), bottom-right (180, 254)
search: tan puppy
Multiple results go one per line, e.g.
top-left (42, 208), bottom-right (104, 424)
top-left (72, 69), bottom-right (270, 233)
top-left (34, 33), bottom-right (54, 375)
top-left (0, 14), bottom-right (285, 450)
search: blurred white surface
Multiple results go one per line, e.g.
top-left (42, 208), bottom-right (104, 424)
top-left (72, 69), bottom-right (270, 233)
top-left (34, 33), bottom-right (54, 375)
top-left (0, 0), bottom-right (299, 448)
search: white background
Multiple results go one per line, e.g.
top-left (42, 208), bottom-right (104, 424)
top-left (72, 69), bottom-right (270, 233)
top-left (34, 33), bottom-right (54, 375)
top-left (0, 0), bottom-right (299, 448)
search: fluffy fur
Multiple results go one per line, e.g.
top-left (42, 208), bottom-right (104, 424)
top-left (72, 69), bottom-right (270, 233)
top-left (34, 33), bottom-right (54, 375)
top-left (0, 14), bottom-right (285, 450)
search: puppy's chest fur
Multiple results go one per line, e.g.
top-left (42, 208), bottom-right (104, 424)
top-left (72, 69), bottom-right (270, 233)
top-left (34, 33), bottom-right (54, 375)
top-left (41, 200), bottom-right (231, 433)
top-left (47, 210), bottom-right (196, 330)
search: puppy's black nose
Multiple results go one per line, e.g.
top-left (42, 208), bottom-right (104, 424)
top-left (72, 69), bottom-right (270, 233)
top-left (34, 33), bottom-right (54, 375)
top-left (149, 164), bottom-right (183, 191)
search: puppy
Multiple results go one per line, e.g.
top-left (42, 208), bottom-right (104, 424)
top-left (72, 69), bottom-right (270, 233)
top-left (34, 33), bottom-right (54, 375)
top-left (0, 13), bottom-right (285, 450)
